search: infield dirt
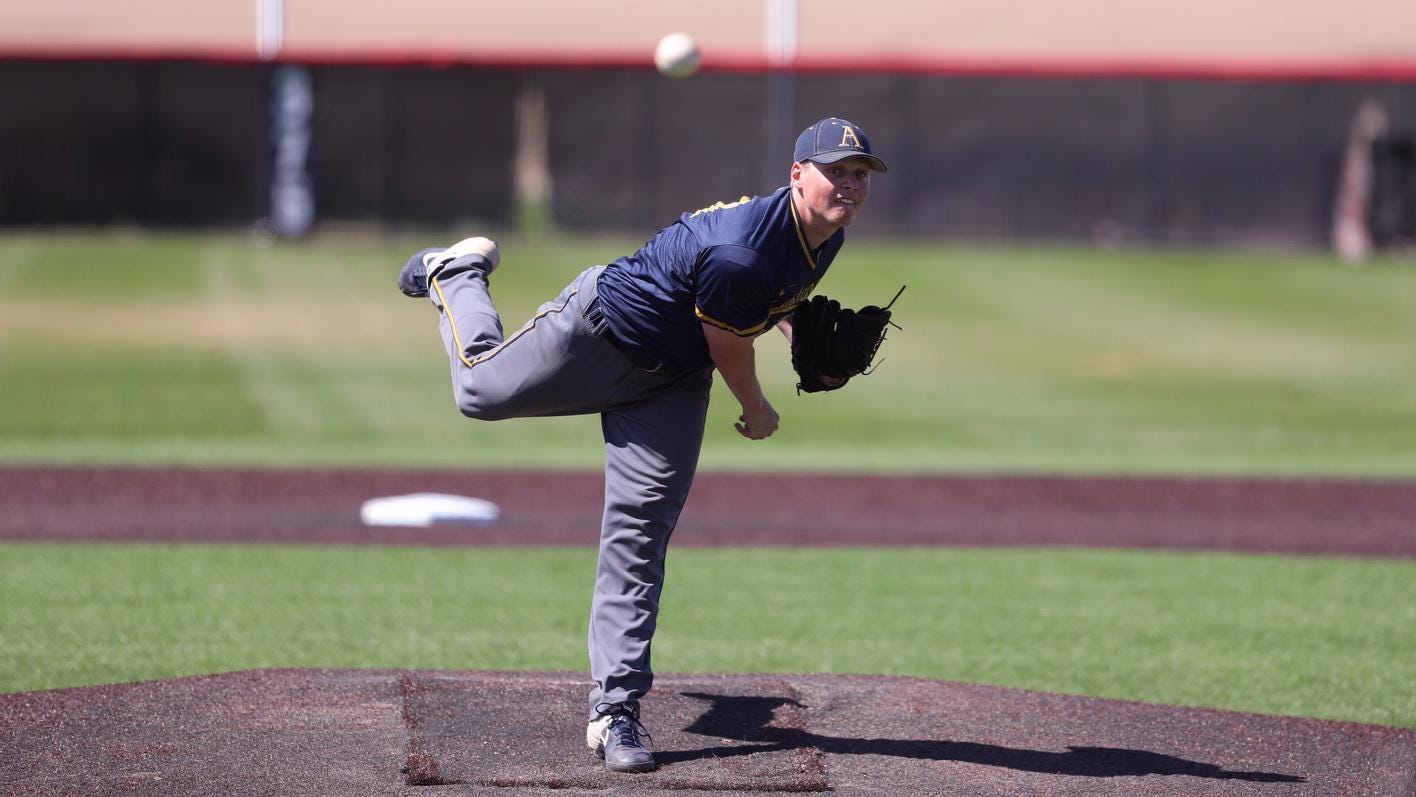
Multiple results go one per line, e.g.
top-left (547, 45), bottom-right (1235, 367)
top-left (2, 464), bottom-right (1414, 556)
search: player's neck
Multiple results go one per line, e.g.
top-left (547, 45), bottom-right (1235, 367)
top-left (791, 195), bottom-right (840, 250)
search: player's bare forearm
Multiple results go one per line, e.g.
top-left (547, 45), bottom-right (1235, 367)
top-left (702, 324), bottom-right (764, 404)
top-left (702, 323), bottom-right (779, 439)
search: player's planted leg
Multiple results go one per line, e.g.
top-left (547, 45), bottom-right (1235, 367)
top-left (586, 371), bottom-right (711, 760)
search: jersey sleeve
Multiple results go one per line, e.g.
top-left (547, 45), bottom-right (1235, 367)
top-left (693, 245), bottom-right (775, 337)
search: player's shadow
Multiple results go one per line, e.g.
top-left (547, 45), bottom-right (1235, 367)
top-left (657, 693), bottom-right (1304, 783)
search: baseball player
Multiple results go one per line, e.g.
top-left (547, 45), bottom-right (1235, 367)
top-left (398, 117), bottom-right (886, 773)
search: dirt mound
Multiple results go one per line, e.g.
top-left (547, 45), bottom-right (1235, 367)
top-left (2, 669), bottom-right (1412, 796)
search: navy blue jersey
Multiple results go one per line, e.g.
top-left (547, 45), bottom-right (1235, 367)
top-left (596, 186), bottom-right (844, 370)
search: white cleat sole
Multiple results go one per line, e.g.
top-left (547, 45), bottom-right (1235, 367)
top-left (425, 236), bottom-right (501, 275)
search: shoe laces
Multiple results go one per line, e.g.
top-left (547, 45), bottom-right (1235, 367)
top-left (598, 702), bottom-right (652, 749)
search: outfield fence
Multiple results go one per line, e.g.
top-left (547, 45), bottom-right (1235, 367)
top-left (1, 57), bottom-right (1414, 250)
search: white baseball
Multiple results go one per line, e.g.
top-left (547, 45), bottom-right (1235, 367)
top-left (654, 32), bottom-right (700, 78)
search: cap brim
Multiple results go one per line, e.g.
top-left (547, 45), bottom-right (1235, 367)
top-left (808, 150), bottom-right (888, 173)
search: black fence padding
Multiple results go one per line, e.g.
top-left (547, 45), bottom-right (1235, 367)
top-left (2, 59), bottom-right (1415, 249)
top-left (309, 65), bottom-right (518, 227)
top-left (0, 61), bottom-right (266, 225)
top-left (1371, 135), bottom-right (1416, 247)
top-left (543, 69), bottom-right (771, 232)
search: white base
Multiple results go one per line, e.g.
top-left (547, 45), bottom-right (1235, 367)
top-left (359, 493), bottom-right (500, 527)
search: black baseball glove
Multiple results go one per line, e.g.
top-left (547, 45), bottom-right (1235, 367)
top-left (789, 286), bottom-right (905, 393)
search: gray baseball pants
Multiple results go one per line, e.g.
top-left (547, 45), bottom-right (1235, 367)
top-left (428, 260), bottom-right (713, 720)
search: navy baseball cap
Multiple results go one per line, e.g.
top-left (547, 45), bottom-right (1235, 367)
top-left (793, 117), bottom-right (888, 173)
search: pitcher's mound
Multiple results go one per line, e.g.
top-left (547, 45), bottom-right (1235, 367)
top-left (2, 669), bottom-right (1412, 796)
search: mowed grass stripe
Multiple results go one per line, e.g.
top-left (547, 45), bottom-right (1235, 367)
top-left (2, 543), bottom-right (1411, 728)
top-left (4, 233), bottom-right (1416, 475)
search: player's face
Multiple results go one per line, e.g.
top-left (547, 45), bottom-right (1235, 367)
top-left (792, 157), bottom-right (872, 239)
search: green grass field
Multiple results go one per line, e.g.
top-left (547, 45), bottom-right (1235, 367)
top-left (2, 231), bottom-right (1414, 728)
top-left (2, 231), bottom-right (1414, 474)
top-left (4, 543), bottom-right (1413, 728)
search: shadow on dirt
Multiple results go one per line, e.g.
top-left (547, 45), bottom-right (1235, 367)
top-left (660, 693), bottom-right (1305, 783)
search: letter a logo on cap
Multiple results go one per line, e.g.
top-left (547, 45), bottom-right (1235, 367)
top-left (793, 116), bottom-right (888, 172)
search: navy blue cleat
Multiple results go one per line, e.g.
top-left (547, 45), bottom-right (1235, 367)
top-left (397, 247), bottom-right (443, 297)
top-left (398, 237), bottom-right (501, 297)
top-left (586, 702), bottom-right (657, 773)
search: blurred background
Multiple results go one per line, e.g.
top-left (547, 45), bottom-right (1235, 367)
top-left (1, 0), bottom-right (1414, 251)
top-left (1, 2), bottom-right (1415, 476)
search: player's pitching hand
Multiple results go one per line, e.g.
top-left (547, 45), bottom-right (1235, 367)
top-left (735, 401), bottom-right (780, 440)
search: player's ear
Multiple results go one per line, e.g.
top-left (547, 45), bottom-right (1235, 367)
top-left (790, 161), bottom-right (804, 191)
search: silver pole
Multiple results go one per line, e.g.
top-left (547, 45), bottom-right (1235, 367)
top-left (765, 0), bottom-right (799, 184)
top-left (257, 0), bottom-right (284, 60)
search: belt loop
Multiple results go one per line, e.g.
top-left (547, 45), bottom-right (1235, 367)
top-left (583, 294), bottom-right (603, 324)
